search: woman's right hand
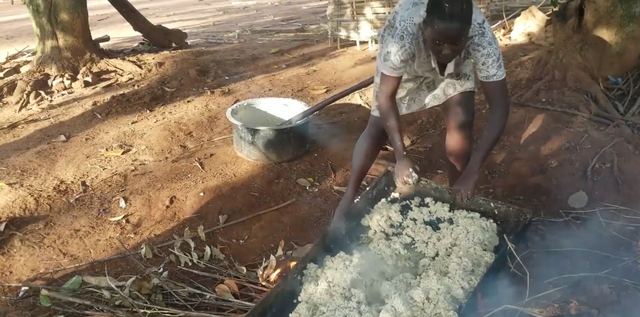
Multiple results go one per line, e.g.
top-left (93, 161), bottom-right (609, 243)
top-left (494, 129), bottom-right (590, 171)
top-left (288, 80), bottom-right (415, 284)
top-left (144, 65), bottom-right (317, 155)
top-left (394, 156), bottom-right (419, 186)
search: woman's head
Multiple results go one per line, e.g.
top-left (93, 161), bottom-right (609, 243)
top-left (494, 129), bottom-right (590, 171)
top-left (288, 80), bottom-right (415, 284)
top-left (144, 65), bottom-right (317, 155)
top-left (423, 0), bottom-right (473, 64)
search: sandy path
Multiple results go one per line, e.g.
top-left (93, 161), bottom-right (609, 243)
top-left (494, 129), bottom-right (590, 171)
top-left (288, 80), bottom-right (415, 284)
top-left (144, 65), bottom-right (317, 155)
top-left (0, 0), bottom-right (327, 59)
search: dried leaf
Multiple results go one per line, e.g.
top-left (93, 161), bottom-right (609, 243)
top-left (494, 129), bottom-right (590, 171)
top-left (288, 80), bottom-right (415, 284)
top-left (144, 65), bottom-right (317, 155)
top-left (183, 227), bottom-right (193, 239)
top-left (262, 255), bottom-right (277, 280)
top-left (141, 243), bottom-right (153, 259)
top-left (191, 251), bottom-right (199, 262)
top-left (197, 225), bottom-right (206, 241)
top-left (176, 251), bottom-right (191, 266)
top-left (118, 197), bottom-right (127, 209)
top-left (39, 293), bottom-right (52, 307)
top-left (102, 149), bottom-right (125, 157)
top-left (162, 86), bottom-right (177, 92)
top-left (169, 254), bottom-right (177, 264)
top-left (219, 214), bottom-right (228, 225)
top-left (203, 246), bottom-right (212, 262)
top-left (567, 190), bottom-right (588, 209)
top-left (62, 275), bottom-right (83, 290)
top-left (224, 279), bottom-right (239, 293)
top-left (237, 266), bottom-right (247, 274)
top-left (0, 183), bottom-right (8, 188)
top-left (295, 178), bottom-right (311, 187)
top-left (82, 276), bottom-right (124, 287)
top-left (0, 221), bottom-right (6, 232)
top-left (212, 246), bottom-right (226, 261)
top-left (185, 238), bottom-right (196, 251)
top-left (291, 244), bottom-right (314, 258)
top-left (214, 284), bottom-right (235, 299)
top-left (275, 240), bottom-right (285, 258)
top-left (308, 88), bottom-right (328, 95)
top-left (269, 48), bottom-right (280, 54)
top-left (53, 135), bottom-right (67, 142)
top-left (108, 214), bottom-right (129, 222)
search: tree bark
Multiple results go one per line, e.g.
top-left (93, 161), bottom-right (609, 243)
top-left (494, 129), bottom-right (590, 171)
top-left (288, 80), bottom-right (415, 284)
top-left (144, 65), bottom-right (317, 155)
top-left (25, 0), bottom-right (99, 75)
top-left (107, 0), bottom-right (188, 49)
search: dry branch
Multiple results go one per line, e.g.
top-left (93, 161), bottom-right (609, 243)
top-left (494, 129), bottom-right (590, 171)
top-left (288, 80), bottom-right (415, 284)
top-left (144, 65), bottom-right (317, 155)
top-left (107, 0), bottom-right (188, 49)
top-left (37, 199), bottom-right (296, 276)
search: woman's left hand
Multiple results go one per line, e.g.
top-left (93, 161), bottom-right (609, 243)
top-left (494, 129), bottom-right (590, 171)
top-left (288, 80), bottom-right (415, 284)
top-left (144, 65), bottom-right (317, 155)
top-left (452, 169), bottom-right (479, 203)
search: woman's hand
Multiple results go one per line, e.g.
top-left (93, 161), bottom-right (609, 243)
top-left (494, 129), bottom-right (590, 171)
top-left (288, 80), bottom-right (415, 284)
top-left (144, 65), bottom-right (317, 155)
top-left (395, 156), bottom-right (419, 186)
top-left (452, 168), bottom-right (479, 202)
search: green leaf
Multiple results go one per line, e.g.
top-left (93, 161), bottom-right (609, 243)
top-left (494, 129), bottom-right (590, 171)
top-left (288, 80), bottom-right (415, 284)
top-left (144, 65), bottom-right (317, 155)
top-left (39, 294), bottom-right (52, 307)
top-left (63, 275), bottom-right (83, 291)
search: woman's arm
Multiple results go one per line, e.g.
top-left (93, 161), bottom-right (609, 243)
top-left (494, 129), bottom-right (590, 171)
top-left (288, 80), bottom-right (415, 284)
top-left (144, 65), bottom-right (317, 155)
top-left (377, 73), bottom-right (407, 161)
top-left (467, 79), bottom-right (509, 172)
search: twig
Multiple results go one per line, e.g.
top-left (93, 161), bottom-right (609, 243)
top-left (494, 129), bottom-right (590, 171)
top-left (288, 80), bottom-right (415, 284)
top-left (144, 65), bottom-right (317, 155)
top-left (513, 101), bottom-right (614, 125)
top-left (178, 266), bottom-right (270, 291)
top-left (41, 289), bottom-right (129, 316)
top-left (0, 45), bottom-right (28, 66)
top-left (611, 150), bottom-right (622, 192)
top-left (544, 273), bottom-right (640, 287)
top-left (483, 305), bottom-right (548, 317)
top-left (37, 199), bottom-right (296, 275)
top-left (518, 248), bottom-right (629, 260)
top-left (586, 139), bottom-right (619, 180)
top-left (325, 158), bottom-right (335, 179)
top-left (504, 234), bottom-right (529, 317)
top-left (491, 8), bottom-right (523, 29)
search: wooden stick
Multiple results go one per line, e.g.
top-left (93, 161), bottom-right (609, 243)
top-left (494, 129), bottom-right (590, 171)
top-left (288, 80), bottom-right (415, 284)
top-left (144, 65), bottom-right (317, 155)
top-left (278, 77), bottom-right (374, 126)
top-left (36, 199), bottom-right (296, 276)
top-left (41, 289), bottom-right (129, 316)
top-left (513, 101), bottom-right (614, 125)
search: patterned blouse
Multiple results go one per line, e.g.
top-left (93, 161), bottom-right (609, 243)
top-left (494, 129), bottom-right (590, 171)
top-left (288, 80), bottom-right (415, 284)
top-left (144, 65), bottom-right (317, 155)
top-left (370, 0), bottom-right (506, 116)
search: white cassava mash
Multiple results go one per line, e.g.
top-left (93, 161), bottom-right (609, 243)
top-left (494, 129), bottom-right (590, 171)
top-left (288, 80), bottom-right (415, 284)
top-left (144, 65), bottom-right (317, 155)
top-left (290, 196), bottom-right (499, 317)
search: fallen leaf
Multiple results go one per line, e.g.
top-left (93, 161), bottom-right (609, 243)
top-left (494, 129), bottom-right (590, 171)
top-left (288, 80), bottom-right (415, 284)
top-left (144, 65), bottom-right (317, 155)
top-left (0, 221), bottom-right (6, 232)
top-left (161, 86), bottom-right (176, 92)
top-left (295, 178), bottom-right (311, 187)
top-left (141, 243), bottom-right (153, 259)
top-left (214, 284), bottom-right (234, 299)
top-left (108, 214), bottom-right (129, 222)
top-left (262, 255), bottom-right (277, 281)
top-left (82, 276), bottom-right (125, 287)
top-left (62, 275), bottom-right (83, 291)
top-left (236, 266), bottom-right (247, 274)
top-left (308, 88), bottom-right (328, 95)
top-left (224, 279), bottom-right (239, 293)
top-left (275, 240), bottom-right (285, 258)
top-left (203, 246), bottom-right (212, 262)
top-left (118, 197), bottom-right (127, 209)
top-left (291, 244), bottom-right (314, 258)
top-left (219, 214), bottom-right (228, 225)
top-left (0, 183), bottom-right (7, 188)
top-left (197, 225), bottom-right (206, 241)
top-left (567, 190), bottom-right (588, 209)
top-left (269, 48), bottom-right (280, 54)
top-left (39, 293), bottom-right (52, 307)
top-left (52, 135), bottom-right (67, 142)
top-left (102, 149), bottom-right (125, 157)
top-left (212, 246), bottom-right (226, 260)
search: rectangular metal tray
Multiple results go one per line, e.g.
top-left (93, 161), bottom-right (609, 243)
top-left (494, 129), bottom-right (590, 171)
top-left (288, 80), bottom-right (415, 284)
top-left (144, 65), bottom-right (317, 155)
top-left (246, 169), bottom-right (533, 317)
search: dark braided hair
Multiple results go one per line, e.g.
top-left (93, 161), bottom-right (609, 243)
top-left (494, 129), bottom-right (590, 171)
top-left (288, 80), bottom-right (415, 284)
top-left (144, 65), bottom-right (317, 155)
top-left (424, 0), bottom-right (474, 30)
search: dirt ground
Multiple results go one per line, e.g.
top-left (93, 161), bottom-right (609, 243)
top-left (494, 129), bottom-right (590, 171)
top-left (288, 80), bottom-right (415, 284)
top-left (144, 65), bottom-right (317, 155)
top-left (2, 0), bottom-right (640, 315)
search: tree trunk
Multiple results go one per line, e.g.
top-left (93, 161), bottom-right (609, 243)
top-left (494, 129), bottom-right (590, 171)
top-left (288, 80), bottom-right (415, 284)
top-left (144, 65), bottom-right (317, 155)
top-left (107, 0), bottom-right (188, 49)
top-left (25, 0), bottom-right (99, 75)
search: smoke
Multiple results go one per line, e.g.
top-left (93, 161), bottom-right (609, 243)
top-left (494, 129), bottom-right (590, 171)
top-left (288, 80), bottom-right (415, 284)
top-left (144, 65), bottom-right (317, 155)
top-left (473, 210), bottom-right (640, 317)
